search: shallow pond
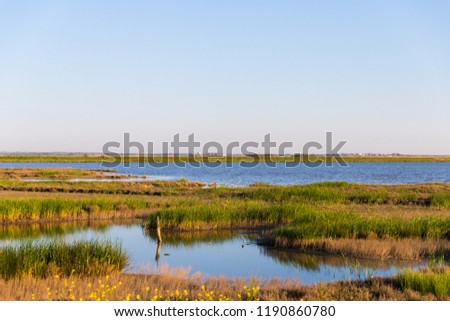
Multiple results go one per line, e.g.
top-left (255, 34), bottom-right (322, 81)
top-left (0, 222), bottom-right (423, 284)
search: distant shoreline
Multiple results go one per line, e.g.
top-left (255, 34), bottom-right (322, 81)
top-left (1, 155), bottom-right (450, 163)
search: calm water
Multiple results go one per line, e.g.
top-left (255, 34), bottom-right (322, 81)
top-left (0, 161), bottom-right (449, 185)
top-left (0, 222), bottom-right (422, 284)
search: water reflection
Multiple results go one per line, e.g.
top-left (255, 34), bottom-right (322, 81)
top-left (143, 229), bottom-right (238, 247)
top-left (259, 247), bottom-right (419, 272)
top-left (0, 220), bottom-right (138, 242)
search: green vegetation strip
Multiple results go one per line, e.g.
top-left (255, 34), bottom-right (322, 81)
top-left (145, 202), bottom-right (299, 230)
top-left (1, 182), bottom-right (450, 223)
top-left (0, 198), bottom-right (153, 221)
top-left (205, 182), bottom-right (450, 208)
top-left (145, 203), bottom-right (450, 240)
top-left (0, 240), bottom-right (127, 279)
top-left (0, 178), bottom-right (204, 195)
top-left (274, 210), bottom-right (450, 240)
top-left (396, 268), bottom-right (450, 297)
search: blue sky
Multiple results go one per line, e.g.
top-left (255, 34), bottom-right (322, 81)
top-left (0, 1), bottom-right (449, 154)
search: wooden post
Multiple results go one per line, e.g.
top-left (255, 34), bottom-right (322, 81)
top-left (156, 216), bottom-right (163, 244)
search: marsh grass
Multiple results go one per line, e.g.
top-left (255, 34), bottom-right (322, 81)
top-left (231, 183), bottom-right (349, 203)
top-left (222, 182), bottom-right (450, 207)
top-left (1, 180), bottom-right (449, 215)
top-left (0, 177), bottom-right (205, 197)
top-left (0, 240), bottom-right (127, 279)
top-left (430, 192), bottom-right (450, 209)
top-left (395, 267), bottom-right (450, 297)
top-left (146, 202), bottom-right (450, 240)
top-left (0, 197), bottom-right (155, 221)
top-left (143, 198), bottom-right (450, 259)
top-left (144, 202), bottom-right (307, 230)
top-left (274, 210), bottom-right (450, 240)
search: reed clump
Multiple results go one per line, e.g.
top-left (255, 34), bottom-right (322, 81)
top-left (0, 197), bottom-right (155, 222)
top-left (222, 182), bottom-right (450, 207)
top-left (144, 202), bottom-right (308, 230)
top-left (146, 203), bottom-right (450, 240)
top-left (430, 192), bottom-right (450, 209)
top-left (0, 240), bottom-right (127, 279)
top-left (144, 199), bottom-right (450, 259)
top-left (395, 267), bottom-right (450, 297)
top-left (274, 210), bottom-right (450, 240)
top-left (1, 176), bottom-right (449, 260)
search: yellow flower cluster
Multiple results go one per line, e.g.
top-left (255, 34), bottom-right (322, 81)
top-left (30, 275), bottom-right (260, 301)
top-left (86, 276), bottom-right (119, 301)
top-left (33, 275), bottom-right (121, 301)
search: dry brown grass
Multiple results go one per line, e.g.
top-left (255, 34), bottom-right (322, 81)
top-left (300, 278), bottom-right (444, 301)
top-left (0, 180), bottom-right (205, 196)
top-left (0, 168), bottom-right (130, 180)
top-left (0, 190), bottom-right (140, 200)
top-left (273, 237), bottom-right (450, 260)
top-left (0, 269), bottom-right (446, 301)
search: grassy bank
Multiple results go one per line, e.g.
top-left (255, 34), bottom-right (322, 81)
top-left (145, 203), bottom-right (450, 239)
top-left (0, 240), bottom-right (127, 279)
top-left (0, 196), bottom-right (156, 222)
top-left (1, 174), bottom-right (449, 206)
top-left (144, 201), bottom-right (450, 259)
top-left (273, 209), bottom-right (450, 240)
top-left (0, 178), bottom-right (204, 196)
top-left (0, 266), bottom-right (448, 301)
top-left (396, 267), bottom-right (450, 297)
top-left (141, 183), bottom-right (450, 259)
top-left (205, 182), bottom-right (450, 207)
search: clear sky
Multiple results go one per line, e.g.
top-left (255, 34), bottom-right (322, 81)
top-left (1, 1), bottom-right (449, 154)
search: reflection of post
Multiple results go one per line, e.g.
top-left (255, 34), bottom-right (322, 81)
top-left (155, 216), bottom-right (162, 266)
top-left (155, 242), bottom-right (161, 265)
top-left (156, 216), bottom-right (163, 243)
